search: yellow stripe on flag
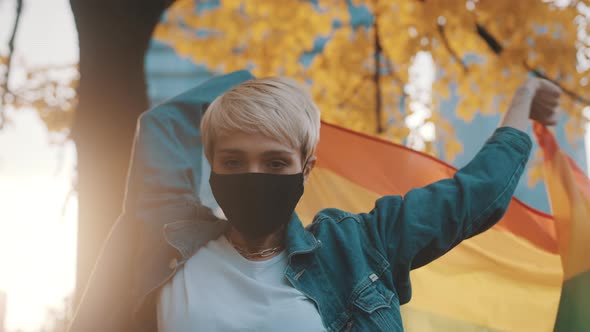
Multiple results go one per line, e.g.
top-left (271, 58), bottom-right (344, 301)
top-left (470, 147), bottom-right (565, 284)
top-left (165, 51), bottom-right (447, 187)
top-left (297, 167), bottom-right (380, 221)
top-left (407, 228), bottom-right (561, 332)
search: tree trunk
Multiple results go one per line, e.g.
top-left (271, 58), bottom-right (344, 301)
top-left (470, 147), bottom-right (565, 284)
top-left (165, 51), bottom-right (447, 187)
top-left (70, 0), bottom-right (172, 305)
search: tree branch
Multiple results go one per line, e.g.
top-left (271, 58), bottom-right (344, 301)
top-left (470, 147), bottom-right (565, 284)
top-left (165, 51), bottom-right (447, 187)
top-left (383, 58), bottom-right (407, 93)
top-left (374, 12), bottom-right (384, 133)
top-left (476, 23), bottom-right (503, 55)
top-left (0, 0), bottom-right (23, 129)
top-left (523, 60), bottom-right (590, 105)
top-left (476, 22), bottom-right (590, 106)
top-left (383, 58), bottom-right (409, 115)
top-left (438, 23), bottom-right (468, 73)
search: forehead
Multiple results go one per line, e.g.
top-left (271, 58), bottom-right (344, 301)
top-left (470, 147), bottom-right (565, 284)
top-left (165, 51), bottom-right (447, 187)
top-left (214, 131), bottom-right (298, 156)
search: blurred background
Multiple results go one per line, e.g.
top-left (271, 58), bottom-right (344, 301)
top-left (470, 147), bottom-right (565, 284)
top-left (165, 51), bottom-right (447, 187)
top-left (0, 0), bottom-right (588, 330)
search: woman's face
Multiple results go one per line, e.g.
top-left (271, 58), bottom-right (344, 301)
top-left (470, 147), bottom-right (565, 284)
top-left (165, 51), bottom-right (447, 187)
top-left (212, 132), bottom-right (304, 175)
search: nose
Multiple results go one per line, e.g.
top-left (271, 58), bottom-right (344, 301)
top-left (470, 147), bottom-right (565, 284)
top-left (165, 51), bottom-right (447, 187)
top-left (246, 162), bottom-right (263, 173)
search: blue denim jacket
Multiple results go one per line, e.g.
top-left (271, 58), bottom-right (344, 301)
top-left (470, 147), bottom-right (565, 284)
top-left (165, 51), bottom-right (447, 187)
top-left (68, 71), bottom-right (532, 332)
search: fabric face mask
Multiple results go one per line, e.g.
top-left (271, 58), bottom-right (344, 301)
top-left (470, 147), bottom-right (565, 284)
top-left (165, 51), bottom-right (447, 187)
top-left (209, 172), bottom-right (305, 238)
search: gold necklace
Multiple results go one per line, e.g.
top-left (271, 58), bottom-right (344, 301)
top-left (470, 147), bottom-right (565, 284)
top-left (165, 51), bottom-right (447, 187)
top-left (226, 235), bottom-right (284, 259)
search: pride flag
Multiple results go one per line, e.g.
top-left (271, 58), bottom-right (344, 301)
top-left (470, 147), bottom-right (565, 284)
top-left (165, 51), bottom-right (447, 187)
top-left (296, 122), bottom-right (565, 331)
top-left (534, 123), bottom-right (590, 332)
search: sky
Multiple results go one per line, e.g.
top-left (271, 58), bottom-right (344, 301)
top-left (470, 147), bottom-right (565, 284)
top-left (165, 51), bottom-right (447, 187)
top-left (0, 0), bottom-right (78, 330)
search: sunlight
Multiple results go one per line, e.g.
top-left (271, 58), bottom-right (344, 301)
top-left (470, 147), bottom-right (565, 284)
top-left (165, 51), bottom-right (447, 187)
top-left (0, 0), bottom-right (78, 329)
top-left (405, 51), bottom-right (436, 151)
top-left (0, 108), bottom-right (78, 331)
top-left (0, 177), bottom-right (77, 331)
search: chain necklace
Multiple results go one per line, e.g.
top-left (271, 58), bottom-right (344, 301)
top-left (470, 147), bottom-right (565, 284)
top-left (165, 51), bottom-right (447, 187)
top-left (226, 234), bottom-right (284, 259)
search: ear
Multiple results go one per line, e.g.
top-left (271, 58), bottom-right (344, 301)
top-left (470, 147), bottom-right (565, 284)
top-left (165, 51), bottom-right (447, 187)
top-left (303, 155), bottom-right (317, 183)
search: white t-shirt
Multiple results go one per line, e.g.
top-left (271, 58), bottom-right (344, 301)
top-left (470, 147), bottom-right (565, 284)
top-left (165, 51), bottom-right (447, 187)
top-left (157, 234), bottom-right (326, 332)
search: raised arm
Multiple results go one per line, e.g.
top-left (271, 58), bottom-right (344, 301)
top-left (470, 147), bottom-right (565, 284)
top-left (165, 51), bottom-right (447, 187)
top-left (362, 78), bottom-right (561, 298)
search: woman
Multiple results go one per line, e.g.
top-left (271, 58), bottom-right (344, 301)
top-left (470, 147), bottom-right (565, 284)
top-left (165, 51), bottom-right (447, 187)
top-left (69, 74), bottom-right (561, 332)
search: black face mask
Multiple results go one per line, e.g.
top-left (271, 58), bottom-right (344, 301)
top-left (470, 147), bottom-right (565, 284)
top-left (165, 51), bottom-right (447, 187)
top-left (209, 172), bottom-right (305, 238)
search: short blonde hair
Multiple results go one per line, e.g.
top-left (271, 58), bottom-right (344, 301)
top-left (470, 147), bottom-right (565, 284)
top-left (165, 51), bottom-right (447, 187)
top-left (201, 77), bottom-right (321, 164)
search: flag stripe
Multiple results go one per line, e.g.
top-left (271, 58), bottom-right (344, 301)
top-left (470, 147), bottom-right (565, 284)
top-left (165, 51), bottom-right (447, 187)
top-left (554, 270), bottom-right (590, 331)
top-left (406, 228), bottom-right (561, 331)
top-left (401, 306), bottom-right (503, 332)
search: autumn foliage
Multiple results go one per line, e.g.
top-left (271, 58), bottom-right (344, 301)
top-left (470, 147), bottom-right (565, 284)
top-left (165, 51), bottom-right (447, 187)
top-left (155, 0), bottom-right (590, 163)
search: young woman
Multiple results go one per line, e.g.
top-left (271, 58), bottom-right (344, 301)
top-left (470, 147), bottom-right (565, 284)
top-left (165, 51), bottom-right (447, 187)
top-left (69, 74), bottom-right (561, 332)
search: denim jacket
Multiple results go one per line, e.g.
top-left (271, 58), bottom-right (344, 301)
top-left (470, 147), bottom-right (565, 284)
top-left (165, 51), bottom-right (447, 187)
top-left (68, 71), bottom-right (532, 332)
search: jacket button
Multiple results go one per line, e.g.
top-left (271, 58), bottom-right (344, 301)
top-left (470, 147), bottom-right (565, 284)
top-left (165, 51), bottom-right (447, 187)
top-left (169, 258), bottom-right (178, 270)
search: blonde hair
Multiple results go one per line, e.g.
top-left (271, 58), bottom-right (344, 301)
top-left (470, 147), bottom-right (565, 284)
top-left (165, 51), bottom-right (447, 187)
top-left (201, 77), bottom-right (321, 164)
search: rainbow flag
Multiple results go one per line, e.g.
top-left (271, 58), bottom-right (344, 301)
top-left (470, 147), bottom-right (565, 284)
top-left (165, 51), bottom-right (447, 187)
top-left (534, 123), bottom-right (590, 332)
top-left (297, 122), bottom-right (564, 331)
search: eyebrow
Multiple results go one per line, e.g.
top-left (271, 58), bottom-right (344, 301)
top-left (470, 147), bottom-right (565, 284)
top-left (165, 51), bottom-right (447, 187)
top-left (217, 149), bottom-right (294, 156)
top-left (217, 149), bottom-right (244, 154)
top-left (261, 150), bottom-right (295, 157)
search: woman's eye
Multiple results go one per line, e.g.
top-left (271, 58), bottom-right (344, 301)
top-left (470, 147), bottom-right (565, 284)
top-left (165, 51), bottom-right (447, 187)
top-left (223, 160), bottom-right (242, 168)
top-left (269, 160), bottom-right (288, 169)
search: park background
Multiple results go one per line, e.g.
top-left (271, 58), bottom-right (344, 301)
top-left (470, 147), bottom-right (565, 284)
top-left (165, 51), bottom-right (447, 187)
top-left (0, 0), bottom-right (589, 330)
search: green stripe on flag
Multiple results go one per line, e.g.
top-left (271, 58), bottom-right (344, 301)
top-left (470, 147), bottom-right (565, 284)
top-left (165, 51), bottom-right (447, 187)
top-left (555, 270), bottom-right (590, 331)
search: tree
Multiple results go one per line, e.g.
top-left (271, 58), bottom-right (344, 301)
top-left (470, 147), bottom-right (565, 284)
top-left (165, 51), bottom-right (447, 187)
top-left (0, 0), bottom-right (23, 131)
top-left (69, 0), bottom-right (174, 303)
top-left (154, 0), bottom-right (590, 161)
top-left (2, 2), bottom-right (170, 304)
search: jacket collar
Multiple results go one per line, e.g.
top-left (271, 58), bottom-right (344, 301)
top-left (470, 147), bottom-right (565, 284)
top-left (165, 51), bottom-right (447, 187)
top-left (285, 213), bottom-right (320, 259)
top-left (163, 212), bottom-right (319, 260)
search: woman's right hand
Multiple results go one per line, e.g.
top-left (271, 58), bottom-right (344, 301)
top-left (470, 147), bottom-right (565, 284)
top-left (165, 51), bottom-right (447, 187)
top-left (501, 77), bottom-right (562, 131)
